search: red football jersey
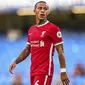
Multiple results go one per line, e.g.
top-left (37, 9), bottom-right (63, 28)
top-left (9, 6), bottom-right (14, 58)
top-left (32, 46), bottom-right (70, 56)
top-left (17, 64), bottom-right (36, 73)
top-left (27, 21), bottom-right (63, 76)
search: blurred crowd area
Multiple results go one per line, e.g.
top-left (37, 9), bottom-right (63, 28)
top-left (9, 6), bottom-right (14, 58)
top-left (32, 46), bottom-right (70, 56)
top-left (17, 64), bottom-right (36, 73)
top-left (0, 0), bottom-right (85, 85)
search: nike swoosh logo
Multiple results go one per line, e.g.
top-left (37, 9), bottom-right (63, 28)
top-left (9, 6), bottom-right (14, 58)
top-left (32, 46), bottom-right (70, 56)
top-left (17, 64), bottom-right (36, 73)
top-left (29, 33), bottom-right (32, 35)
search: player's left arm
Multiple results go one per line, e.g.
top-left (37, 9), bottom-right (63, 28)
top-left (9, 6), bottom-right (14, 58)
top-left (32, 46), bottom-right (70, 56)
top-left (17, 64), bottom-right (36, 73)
top-left (48, 25), bottom-right (70, 85)
top-left (55, 44), bottom-right (70, 85)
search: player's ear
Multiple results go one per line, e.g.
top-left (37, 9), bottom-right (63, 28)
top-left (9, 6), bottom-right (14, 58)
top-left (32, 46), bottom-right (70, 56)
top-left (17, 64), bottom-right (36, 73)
top-left (47, 9), bottom-right (50, 15)
top-left (33, 9), bottom-right (36, 14)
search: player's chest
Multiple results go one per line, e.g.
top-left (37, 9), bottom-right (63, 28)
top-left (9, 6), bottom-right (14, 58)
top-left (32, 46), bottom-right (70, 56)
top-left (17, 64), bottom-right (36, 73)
top-left (29, 28), bottom-right (48, 41)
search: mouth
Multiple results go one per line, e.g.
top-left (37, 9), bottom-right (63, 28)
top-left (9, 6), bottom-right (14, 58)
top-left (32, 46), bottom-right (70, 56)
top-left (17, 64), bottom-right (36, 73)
top-left (40, 14), bottom-right (45, 17)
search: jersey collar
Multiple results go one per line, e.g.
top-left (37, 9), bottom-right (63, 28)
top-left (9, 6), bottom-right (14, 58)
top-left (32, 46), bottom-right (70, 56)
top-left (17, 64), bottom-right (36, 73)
top-left (37, 20), bottom-right (49, 27)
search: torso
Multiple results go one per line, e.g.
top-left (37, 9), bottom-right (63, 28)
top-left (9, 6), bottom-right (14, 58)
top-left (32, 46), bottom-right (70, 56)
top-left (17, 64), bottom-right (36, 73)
top-left (27, 21), bottom-right (63, 76)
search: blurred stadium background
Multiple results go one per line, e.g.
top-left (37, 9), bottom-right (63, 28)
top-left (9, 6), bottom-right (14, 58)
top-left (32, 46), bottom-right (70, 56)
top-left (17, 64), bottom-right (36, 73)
top-left (0, 0), bottom-right (85, 85)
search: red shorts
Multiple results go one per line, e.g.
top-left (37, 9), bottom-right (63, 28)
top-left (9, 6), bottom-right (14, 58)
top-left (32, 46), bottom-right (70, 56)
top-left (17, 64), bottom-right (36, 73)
top-left (30, 75), bottom-right (52, 85)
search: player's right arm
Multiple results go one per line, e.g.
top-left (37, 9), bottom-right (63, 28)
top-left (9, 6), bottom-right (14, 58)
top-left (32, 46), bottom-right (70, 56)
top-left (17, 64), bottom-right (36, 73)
top-left (9, 44), bottom-right (30, 74)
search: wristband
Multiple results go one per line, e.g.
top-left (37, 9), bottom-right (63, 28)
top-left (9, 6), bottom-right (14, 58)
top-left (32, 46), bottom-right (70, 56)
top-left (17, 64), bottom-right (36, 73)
top-left (60, 68), bottom-right (66, 73)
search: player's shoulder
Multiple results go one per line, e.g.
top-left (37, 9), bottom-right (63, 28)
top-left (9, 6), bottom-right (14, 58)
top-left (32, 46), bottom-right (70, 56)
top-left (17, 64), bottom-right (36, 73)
top-left (29, 25), bottom-right (36, 30)
top-left (28, 25), bottom-right (36, 33)
top-left (46, 22), bottom-right (60, 33)
top-left (49, 22), bottom-right (60, 30)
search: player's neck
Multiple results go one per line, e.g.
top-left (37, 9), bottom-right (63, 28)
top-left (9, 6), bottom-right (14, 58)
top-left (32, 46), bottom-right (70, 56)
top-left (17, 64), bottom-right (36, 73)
top-left (36, 19), bottom-right (47, 25)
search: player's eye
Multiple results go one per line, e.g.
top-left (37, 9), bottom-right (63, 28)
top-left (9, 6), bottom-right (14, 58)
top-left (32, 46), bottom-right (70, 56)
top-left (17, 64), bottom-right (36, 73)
top-left (43, 7), bottom-right (47, 10)
top-left (38, 7), bottom-right (42, 10)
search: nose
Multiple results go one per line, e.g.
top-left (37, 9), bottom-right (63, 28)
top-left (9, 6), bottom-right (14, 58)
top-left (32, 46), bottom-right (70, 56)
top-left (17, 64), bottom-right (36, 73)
top-left (41, 9), bottom-right (45, 13)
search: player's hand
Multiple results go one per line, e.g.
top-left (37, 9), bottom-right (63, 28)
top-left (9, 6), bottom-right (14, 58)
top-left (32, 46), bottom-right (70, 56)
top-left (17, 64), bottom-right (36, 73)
top-left (9, 61), bottom-right (16, 74)
top-left (61, 72), bottom-right (70, 85)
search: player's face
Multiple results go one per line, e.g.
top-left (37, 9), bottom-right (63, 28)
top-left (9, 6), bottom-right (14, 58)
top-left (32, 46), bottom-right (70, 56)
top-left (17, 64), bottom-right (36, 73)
top-left (34, 3), bottom-right (49, 20)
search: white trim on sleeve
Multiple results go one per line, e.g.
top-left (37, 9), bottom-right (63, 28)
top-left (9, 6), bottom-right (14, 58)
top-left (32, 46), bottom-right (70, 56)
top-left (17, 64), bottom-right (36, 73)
top-left (26, 42), bottom-right (30, 45)
top-left (54, 41), bottom-right (63, 46)
top-left (44, 75), bottom-right (48, 85)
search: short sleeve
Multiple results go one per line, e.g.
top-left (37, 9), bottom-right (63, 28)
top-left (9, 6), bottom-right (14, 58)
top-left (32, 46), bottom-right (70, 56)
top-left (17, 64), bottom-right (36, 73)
top-left (49, 25), bottom-right (63, 46)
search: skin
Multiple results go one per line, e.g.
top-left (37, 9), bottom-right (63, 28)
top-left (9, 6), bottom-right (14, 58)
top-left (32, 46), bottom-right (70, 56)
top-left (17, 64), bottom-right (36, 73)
top-left (33, 2), bottom-right (50, 25)
top-left (9, 2), bottom-right (70, 85)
